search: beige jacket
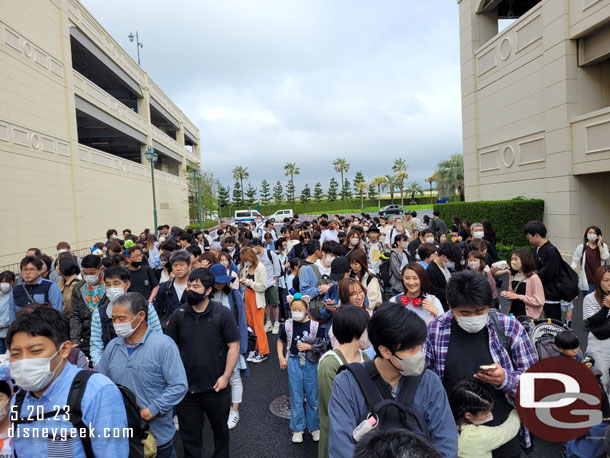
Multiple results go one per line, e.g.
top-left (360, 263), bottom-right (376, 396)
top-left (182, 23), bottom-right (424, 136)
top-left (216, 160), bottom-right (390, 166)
top-left (241, 262), bottom-right (268, 309)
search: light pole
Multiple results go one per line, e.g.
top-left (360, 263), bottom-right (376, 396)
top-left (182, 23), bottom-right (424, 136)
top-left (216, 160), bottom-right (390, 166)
top-left (144, 147), bottom-right (158, 236)
top-left (128, 31), bottom-right (143, 65)
top-left (228, 185), bottom-right (232, 221)
top-left (194, 168), bottom-right (203, 230)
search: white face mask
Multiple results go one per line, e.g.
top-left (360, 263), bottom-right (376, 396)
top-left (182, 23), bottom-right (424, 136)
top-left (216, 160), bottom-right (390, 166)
top-left (106, 287), bottom-right (125, 303)
top-left (473, 231), bottom-right (484, 239)
top-left (244, 261), bottom-right (252, 268)
top-left (400, 241), bottom-right (409, 249)
top-left (454, 312), bottom-right (488, 333)
top-left (221, 260), bottom-right (230, 268)
top-left (0, 283), bottom-right (10, 293)
top-left (588, 233), bottom-right (598, 242)
top-left (443, 260), bottom-right (455, 270)
top-left (468, 261), bottom-right (480, 271)
top-left (325, 255), bottom-right (336, 266)
top-left (11, 344), bottom-right (65, 392)
top-left (425, 237), bottom-right (435, 244)
top-left (114, 313), bottom-right (143, 339)
top-left (350, 238), bottom-right (360, 246)
top-left (472, 411), bottom-right (494, 425)
top-left (393, 350), bottom-right (426, 377)
top-left (291, 311), bottom-right (305, 322)
top-left (83, 274), bottom-right (100, 286)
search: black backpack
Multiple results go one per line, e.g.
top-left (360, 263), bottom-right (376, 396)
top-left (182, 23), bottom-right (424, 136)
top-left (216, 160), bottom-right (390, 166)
top-left (339, 360), bottom-right (430, 442)
top-left (378, 252), bottom-right (392, 288)
top-left (557, 257), bottom-right (579, 302)
top-left (12, 370), bottom-right (152, 458)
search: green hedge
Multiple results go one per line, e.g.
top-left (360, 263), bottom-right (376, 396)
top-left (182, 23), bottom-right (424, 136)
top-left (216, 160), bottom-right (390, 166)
top-left (433, 198), bottom-right (544, 250)
top-left (185, 220), bottom-right (218, 231)
top-left (220, 196), bottom-right (443, 218)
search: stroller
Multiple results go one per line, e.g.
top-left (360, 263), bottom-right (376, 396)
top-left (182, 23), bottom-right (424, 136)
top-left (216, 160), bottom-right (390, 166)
top-left (517, 316), bottom-right (585, 361)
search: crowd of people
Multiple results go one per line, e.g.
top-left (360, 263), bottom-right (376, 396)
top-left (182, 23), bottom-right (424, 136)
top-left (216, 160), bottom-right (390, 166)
top-left (0, 211), bottom-right (609, 457)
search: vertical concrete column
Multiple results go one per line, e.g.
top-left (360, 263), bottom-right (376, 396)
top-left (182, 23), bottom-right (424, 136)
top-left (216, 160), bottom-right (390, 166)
top-left (457, 0), bottom-right (498, 202)
top-left (140, 74), bottom-right (152, 165)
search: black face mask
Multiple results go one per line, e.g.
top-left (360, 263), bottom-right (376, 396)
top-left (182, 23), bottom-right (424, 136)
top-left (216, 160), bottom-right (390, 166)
top-left (131, 261), bottom-right (142, 268)
top-left (186, 290), bottom-right (206, 306)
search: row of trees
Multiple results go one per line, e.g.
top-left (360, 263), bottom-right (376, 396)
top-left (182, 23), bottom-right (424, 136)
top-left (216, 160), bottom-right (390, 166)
top-left (221, 154), bottom-right (465, 208)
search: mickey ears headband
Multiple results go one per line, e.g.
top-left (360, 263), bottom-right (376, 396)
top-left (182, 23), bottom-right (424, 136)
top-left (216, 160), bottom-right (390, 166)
top-left (287, 292), bottom-right (311, 305)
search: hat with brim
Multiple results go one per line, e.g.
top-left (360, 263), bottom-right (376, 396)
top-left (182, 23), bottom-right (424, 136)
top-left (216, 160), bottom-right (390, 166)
top-left (210, 241), bottom-right (222, 251)
top-left (210, 264), bottom-right (233, 284)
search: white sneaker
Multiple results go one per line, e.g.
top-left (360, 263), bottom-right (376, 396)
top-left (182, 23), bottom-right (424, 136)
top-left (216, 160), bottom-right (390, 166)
top-left (227, 411), bottom-right (240, 429)
top-left (264, 321), bottom-right (273, 332)
top-left (311, 430), bottom-right (320, 442)
top-left (292, 431), bottom-right (304, 443)
top-left (246, 351), bottom-right (257, 362)
top-left (272, 322), bottom-right (280, 334)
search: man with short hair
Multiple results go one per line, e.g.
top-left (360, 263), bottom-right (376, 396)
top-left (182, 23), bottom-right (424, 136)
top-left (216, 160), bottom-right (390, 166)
top-left (90, 266), bottom-right (162, 367)
top-left (249, 238), bottom-right (282, 334)
top-left (365, 227), bottom-right (383, 274)
top-left (425, 271), bottom-right (538, 456)
top-left (524, 220), bottom-right (564, 320)
top-left (98, 292), bottom-right (188, 458)
top-left (262, 220), bottom-right (277, 241)
top-left (427, 211), bottom-right (448, 237)
top-left (126, 246), bottom-right (159, 303)
top-left (8, 306), bottom-right (128, 456)
top-left (166, 269), bottom-right (240, 458)
top-left (9, 256), bottom-right (63, 322)
top-left (320, 220), bottom-right (340, 243)
top-left (408, 228), bottom-right (433, 261)
top-left (254, 214), bottom-right (264, 236)
top-left (123, 228), bottom-right (132, 239)
top-left (328, 302), bottom-right (457, 458)
top-left (386, 217), bottom-right (409, 249)
top-left (426, 242), bottom-right (462, 311)
top-left (154, 250), bottom-right (190, 329)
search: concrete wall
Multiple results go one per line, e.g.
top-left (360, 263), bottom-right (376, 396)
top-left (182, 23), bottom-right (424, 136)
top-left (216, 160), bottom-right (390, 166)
top-left (459, 0), bottom-right (610, 255)
top-left (0, 0), bottom-right (200, 266)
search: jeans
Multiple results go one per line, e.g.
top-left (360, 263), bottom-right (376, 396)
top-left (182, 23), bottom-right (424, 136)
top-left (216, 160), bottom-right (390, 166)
top-left (287, 355), bottom-right (319, 433)
top-left (176, 389), bottom-right (231, 458)
top-left (156, 436), bottom-right (177, 458)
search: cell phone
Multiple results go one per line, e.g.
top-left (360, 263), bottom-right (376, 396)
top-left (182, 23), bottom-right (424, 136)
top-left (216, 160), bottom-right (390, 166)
top-left (478, 364), bottom-right (496, 372)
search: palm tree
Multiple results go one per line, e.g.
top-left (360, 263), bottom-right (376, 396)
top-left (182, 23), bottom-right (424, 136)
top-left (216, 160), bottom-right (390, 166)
top-left (231, 166), bottom-right (249, 201)
top-left (356, 181), bottom-right (368, 210)
top-left (283, 162), bottom-right (300, 202)
top-left (405, 182), bottom-right (425, 204)
top-left (372, 176), bottom-right (387, 209)
top-left (425, 176), bottom-right (435, 204)
top-left (385, 174), bottom-right (398, 205)
top-left (435, 154), bottom-right (464, 201)
top-left (392, 159), bottom-right (408, 206)
top-left (332, 158), bottom-right (350, 200)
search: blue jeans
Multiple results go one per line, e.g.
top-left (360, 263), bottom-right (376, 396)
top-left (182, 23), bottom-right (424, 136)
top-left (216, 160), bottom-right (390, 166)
top-left (287, 355), bottom-right (319, 432)
top-left (156, 436), bottom-right (177, 458)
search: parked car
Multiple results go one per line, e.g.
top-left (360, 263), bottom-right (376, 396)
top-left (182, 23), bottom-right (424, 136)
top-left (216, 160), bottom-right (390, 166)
top-left (378, 205), bottom-right (404, 217)
top-left (235, 209), bottom-right (262, 222)
top-left (268, 209), bottom-right (294, 221)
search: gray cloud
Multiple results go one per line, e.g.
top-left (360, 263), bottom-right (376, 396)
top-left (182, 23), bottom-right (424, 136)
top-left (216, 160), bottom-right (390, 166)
top-left (81, 0), bottom-right (462, 193)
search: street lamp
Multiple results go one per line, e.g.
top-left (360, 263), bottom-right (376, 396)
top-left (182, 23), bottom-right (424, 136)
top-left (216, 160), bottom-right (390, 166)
top-left (128, 31), bottom-right (143, 65)
top-left (194, 168), bottom-right (203, 230)
top-left (144, 147), bottom-right (158, 236)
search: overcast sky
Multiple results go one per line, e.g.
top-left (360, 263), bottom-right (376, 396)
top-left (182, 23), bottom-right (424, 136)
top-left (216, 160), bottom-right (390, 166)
top-left (81, 0), bottom-right (462, 194)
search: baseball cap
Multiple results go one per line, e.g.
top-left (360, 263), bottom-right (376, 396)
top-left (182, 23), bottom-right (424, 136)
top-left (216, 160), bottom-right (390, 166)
top-left (330, 257), bottom-right (351, 282)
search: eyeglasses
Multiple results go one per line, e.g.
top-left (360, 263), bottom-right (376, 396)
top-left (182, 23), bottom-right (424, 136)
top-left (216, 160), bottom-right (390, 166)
top-left (21, 268), bottom-right (39, 273)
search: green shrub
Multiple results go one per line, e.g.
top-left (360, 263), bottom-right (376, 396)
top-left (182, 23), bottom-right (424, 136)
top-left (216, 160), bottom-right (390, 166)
top-left (185, 221), bottom-right (218, 231)
top-left (433, 199), bottom-right (544, 248)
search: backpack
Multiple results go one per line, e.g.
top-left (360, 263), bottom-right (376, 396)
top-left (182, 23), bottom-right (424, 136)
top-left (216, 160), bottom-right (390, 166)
top-left (302, 264), bottom-right (332, 321)
top-left (285, 318), bottom-right (319, 350)
top-left (378, 251), bottom-right (392, 288)
top-left (557, 257), bottom-right (579, 302)
top-left (13, 370), bottom-right (155, 458)
top-left (339, 360), bottom-right (430, 442)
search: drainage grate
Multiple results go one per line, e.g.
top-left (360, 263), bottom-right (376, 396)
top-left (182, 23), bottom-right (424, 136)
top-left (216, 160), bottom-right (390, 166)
top-left (269, 394), bottom-right (291, 419)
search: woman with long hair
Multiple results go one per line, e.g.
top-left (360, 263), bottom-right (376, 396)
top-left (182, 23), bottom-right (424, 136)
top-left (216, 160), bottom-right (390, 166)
top-left (240, 247), bottom-right (269, 363)
top-left (572, 226), bottom-right (609, 294)
top-left (583, 265), bottom-right (610, 393)
top-left (288, 231), bottom-right (311, 261)
top-left (218, 251), bottom-right (239, 290)
top-left (348, 249), bottom-right (382, 308)
top-left (146, 234), bottom-right (161, 269)
top-left (344, 230), bottom-right (365, 258)
top-left (500, 249), bottom-right (544, 318)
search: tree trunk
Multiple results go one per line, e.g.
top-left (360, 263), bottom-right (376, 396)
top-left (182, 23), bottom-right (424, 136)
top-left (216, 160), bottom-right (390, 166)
top-left (400, 182), bottom-right (404, 206)
top-left (377, 185), bottom-right (381, 208)
top-left (340, 172), bottom-right (344, 200)
top-left (361, 192), bottom-right (364, 210)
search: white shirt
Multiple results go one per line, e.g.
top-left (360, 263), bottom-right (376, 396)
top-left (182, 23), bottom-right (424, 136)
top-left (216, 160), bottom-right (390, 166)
top-left (390, 293), bottom-right (443, 324)
top-left (314, 259), bottom-right (332, 277)
top-left (320, 229), bottom-right (339, 243)
top-left (173, 281), bottom-right (187, 300)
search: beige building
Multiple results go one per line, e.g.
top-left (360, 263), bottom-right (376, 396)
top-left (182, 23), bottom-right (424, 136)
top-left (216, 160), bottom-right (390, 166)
top-left (459, 0), bottom-right (610, 254)
top-left (0, 0), bottom-right (200, 267)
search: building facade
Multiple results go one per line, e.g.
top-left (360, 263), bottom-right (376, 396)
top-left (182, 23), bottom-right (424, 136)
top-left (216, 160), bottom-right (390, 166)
top-left (459, 0), bottom-right (610, 254)
top-left (0, 0), bottom-right (200, 266)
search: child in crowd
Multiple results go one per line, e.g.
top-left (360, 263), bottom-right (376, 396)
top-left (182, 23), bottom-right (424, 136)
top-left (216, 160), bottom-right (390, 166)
top-left (449, 377), bottom-right (521, 458)
top-left (277, 293), bottom-right (326, 444)
top-left (555, 330), bottom-right (587, 363)
top-left (0, 360), bottom-right (12, 456)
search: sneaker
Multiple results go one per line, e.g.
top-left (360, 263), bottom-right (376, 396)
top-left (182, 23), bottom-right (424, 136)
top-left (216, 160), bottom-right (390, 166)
top-left (246, 351), bottom-right (257, 362)
top-left (227, 411), bottom-right (240, 429)
top-left (250, 353), bottom-right (268, 364)
top-left (311, 430), bottom-right (320, 442)
top-left (272, 322), bottom-right (280, 335)
top-left (264, 321), bottom-right (273, 332)
top-left (173, 415), bottom-right (179, 431)
top-left (292, 431), bottom-right (304, 443)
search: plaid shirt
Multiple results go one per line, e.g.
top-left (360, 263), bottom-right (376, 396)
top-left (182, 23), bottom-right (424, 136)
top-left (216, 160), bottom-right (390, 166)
top-left (424, 310), bottom-right (538, 403)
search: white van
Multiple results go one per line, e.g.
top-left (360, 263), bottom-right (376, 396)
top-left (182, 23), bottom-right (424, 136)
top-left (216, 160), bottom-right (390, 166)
top-left (268, 209), bottom-right (294, 221)
top-left (234, 209), bottom-right (262, 222)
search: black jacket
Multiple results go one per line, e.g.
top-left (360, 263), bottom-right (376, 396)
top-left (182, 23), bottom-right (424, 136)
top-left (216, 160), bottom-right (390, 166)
top-left (534, 241), bottom-right (562, 301)
top-left (426, 262), bottom-right (449, 311)
top-left (153, 279), bottom-right (187, 329)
